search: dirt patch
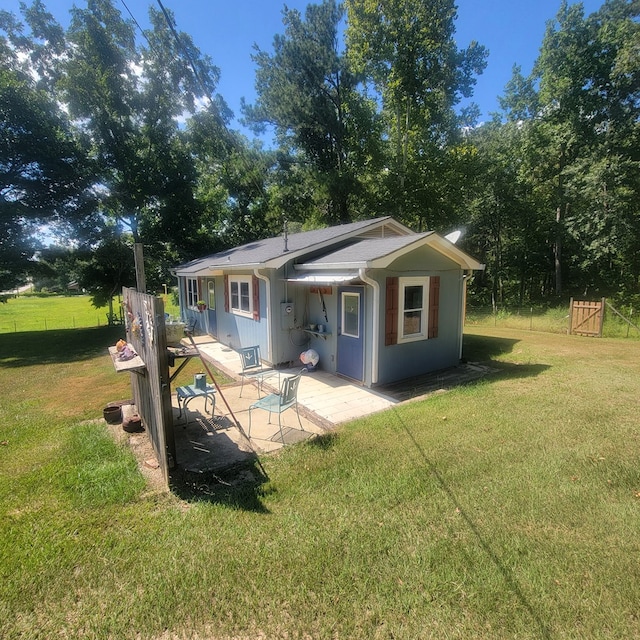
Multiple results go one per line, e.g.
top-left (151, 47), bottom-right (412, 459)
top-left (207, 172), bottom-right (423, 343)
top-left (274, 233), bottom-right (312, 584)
top-left (103, 402), bottom-right (168, 497)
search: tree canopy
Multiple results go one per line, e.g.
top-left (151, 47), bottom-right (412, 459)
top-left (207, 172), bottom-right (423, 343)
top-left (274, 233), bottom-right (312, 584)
top-left (465, 0), bottom-right (640, 304)
top-left (0, 10), bottom-right (92, 290)
top-left (243, 0), bottom-right (381, 224)
top-left (1, 0), bottom-right (638, 307)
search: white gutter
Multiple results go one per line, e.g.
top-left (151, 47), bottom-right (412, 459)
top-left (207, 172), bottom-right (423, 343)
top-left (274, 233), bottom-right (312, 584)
top-left (460, 270), bottom-right (472, 360)
top-left (254, 269), bottom-right (272, 364)
top-left (285, 273), bottom-right (358, 284)
top-left (359, 268), bottom-right (380, 385)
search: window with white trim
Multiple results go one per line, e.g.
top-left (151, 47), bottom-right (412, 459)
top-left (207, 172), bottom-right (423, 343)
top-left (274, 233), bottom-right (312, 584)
top-left (186, 277), bottom-right (199, 308)
top-left (398, 277), bottom-right (429, 343)
top-left (228, 276), bottom-right (253, 317)
top-left (341, 292), bottom-right (361, 338)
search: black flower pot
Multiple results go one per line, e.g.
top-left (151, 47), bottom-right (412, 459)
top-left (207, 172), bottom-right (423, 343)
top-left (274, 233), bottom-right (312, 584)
top-left (103, 405), bottom-right (122, 424)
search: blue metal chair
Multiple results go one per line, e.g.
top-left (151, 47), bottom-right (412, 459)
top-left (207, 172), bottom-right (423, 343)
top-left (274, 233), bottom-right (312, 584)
top-left (238, 345), bottom-right (276, 397)
top-left (248, 371), bottom-right (304, 443)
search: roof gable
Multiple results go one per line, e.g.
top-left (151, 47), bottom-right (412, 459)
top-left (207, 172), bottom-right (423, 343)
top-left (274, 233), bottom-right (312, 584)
top-left (296, 234), bottom-right (484, 271)
top-left (301, 235), bottom-right (433, 266)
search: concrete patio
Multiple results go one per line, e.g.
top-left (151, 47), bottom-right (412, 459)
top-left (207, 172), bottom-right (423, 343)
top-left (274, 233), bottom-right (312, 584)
top-left (169, 336), bottom-right (494, 474)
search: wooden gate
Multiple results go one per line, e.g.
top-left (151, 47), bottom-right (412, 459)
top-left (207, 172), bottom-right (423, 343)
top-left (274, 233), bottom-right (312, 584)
top-left (568, 298), bottom-right (605, 337)
top-left (122, 287), bottom-right (175, 485)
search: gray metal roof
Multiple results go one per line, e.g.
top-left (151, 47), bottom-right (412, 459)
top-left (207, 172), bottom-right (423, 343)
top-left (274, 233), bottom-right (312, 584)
top-left (300, 235), bottom-right (434, 266)
top-left (296, 233), bottom-right (484, 271)
top-left (174, 217), bottom-right (484, 276)
top-left (174, 217), bottom-right (403, 275)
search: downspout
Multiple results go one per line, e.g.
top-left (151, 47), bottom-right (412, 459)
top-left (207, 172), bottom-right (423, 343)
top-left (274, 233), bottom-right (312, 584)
top-left (254, 269), bottom-right (272, 364)
top-left (460, 270), bottom-right (471, 360)
top-left (359, 268), bottom-right (380, 385)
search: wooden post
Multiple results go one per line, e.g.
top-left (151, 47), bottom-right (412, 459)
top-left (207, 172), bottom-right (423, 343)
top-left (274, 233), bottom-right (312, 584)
top-left (567, 297), bottom-right (573, 335)
top-left (598, 297), bottom-right (606, 338)
top-left (134, 243), bottom-right (146, 293)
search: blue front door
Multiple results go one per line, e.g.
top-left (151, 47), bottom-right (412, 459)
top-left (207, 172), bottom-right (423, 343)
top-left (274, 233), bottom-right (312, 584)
top-left (337, 286), bottom-right (364, 381)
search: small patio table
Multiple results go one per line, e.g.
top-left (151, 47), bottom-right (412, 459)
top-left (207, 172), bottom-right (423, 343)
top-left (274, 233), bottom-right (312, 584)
top-left (176, 383), bottom-right (216, 423)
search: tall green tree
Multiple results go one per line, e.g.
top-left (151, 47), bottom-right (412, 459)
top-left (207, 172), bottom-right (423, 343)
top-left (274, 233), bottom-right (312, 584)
top-left (0, 8), bottom-right (92, 290)
top-left (465, 118), bottom-right (552, 307)
top-left (498, 65), bottom-right (539, 122)
top-left (76, 231), bottom-right (136, 319)
top-left (531, 1), bottom-right (591, 296)
top-left (189, 106), bottom-right (279, 249)
top-left (345, 0), bottom-right (487, 229)
top-left (531, 0), bottom-right (640, 298)
top-left (31, 245), bottom-right (82, 292)
top-left (243, 0), bottom-right (381, 224)
top-left (59, 0), bottom-right (222, 263)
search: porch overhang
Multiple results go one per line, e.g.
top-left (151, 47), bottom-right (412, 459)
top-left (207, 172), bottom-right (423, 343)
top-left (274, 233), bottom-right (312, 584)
top-left (284, 272), bottom-right (360, 285)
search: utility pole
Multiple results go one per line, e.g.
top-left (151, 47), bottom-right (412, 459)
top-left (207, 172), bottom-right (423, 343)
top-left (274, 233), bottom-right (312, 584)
top-left (134, 243), bottom-right (146, 293)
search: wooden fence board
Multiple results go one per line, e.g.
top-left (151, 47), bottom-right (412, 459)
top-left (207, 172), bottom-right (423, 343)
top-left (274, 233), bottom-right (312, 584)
top-left (568, 297), bottom-right (605, 337)
top-left (122, 287), bottom-right (174, 485)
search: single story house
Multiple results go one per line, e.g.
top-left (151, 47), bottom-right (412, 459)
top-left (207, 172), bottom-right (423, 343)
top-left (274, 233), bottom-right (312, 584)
top-left (172, 217), bottom-right (484, 388)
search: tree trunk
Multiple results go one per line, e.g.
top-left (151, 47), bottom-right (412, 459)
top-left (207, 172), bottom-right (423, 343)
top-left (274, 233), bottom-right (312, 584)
top-left (554, 144), bottom-right (567, 297)
top-left (554, 204), bottom-right (562, 296)
top-left (394, 96), bottom-right (412, 219)
top-left (107, 296), bottom-right (114, 325)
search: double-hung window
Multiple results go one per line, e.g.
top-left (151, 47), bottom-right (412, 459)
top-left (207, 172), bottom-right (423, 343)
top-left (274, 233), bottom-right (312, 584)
top-left (228, 276), bottom-right (253, 317)
top-left (186, 277), bottom-right (199, 308)
top-left (399, 277), bottom-right (428, 343)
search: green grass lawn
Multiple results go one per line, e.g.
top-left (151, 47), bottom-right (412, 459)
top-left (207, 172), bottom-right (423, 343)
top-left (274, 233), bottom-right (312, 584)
top-left (0, 293), bottom-right (180, 333)
top-left (0, 294), bottom-right (107, 332)
top-left (1, 317), bottom-right (639, 638)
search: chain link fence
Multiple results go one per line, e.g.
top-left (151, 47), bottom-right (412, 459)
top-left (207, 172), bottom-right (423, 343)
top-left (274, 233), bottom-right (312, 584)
top-left (466, 304), bottom-right (640, 339)
top-left (0, 314), bottom-right (112, 333)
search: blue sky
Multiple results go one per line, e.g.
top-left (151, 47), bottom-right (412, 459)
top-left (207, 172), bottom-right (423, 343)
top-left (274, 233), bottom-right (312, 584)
top-left (5, 0), bottom-right (606, 128)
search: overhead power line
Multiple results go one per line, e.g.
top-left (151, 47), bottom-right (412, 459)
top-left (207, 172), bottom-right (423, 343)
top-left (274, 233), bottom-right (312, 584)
top-left (155, 0), bottom-right (267, 197)
top-left (118, 0), bottom-right (268, 198)
top-left (119, 0), bottom-right (146, 40)
top-left (156, 0), bottom-right (211, 98)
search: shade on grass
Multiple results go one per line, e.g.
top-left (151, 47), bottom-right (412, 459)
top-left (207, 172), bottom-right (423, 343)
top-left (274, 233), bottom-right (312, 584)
top-left (1, 324), bottom-right (639, 639)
